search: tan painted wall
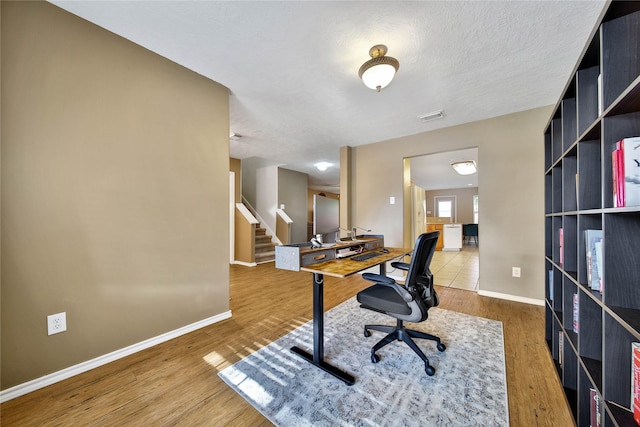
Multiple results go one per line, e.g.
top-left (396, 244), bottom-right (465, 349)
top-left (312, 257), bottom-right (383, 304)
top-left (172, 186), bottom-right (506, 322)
top-left (426, 187), bottom-right (478, 225)
top-left (1, 1), bottom-right (230, 389)
top-left (339, 146), bottom-right (352, 235)
top-left (277, 168), bottom-right (308, 244)
top-left (353, 107), bottom-right (550, 301)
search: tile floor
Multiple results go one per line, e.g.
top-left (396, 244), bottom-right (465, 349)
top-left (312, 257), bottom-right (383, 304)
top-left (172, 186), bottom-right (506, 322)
top-left (430, 244), bottom-right (479, 291)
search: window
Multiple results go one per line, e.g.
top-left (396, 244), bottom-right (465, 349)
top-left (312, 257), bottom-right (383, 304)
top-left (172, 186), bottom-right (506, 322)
top-left (434, 196), bottom-right (456, 222)
top-left (438, 200), bottom-right (452, 219)
top-left (473, 195), bottom-right (479, 223)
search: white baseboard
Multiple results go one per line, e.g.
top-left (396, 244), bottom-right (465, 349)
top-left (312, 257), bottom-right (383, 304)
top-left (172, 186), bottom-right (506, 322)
top-left (233, 261), bottom-right (257, 267)
top-left (0, 310), bottom-right (232, 403)
top-left (478, 289), bottom-right (544, 306)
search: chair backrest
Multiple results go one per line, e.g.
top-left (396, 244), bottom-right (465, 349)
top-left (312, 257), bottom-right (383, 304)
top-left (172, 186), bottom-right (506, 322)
top-left (405, 231), bottom-right (440, 309)
top-left (464, 223), bottom-right (478, 236)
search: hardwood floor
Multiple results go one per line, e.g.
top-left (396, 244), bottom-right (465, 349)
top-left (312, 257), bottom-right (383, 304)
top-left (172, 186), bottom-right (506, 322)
top-left (1, 262), bottom-right (573, 426)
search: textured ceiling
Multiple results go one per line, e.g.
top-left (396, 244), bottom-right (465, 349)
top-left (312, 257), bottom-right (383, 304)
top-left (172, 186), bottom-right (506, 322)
top-left (50, 0), bottom-right (606, 192)
top-left (410, 147), bottom-right (478, 191)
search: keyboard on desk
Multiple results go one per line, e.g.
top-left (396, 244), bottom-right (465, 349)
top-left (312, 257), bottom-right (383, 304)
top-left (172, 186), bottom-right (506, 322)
top-left (351, 251), bottom-right (383, 262)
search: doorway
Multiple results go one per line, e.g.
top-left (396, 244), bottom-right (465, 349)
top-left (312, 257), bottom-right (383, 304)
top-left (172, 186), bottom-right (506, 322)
top-left (403, 147), bottom-right (479, 291)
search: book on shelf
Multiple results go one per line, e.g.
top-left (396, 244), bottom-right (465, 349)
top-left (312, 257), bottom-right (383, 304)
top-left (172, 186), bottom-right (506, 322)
top-left (597, 73), bottom-right (602, 116)
top-left (559, 228), bottom-right (564, 266)
top-left (575, 173), bottom-right (579, 207)
top-left (623, 137), bottom-right (640, 207)
top-left (595, 241), bottom-right (603, 292)
top-left (613, 137), bottom-right (640, 208)
top-left (584, 229), bottom-right (603, 291)
top-left (633, 342), bottom-right (640, 425)
top-left (616, 140), bottom-right (625, 207)
top-left (590, 388), bottom-right (601, 427)
top-left (558, 331), bottom-right (563, 366)
top-left (548, 269), bottom-right (554, 303)
top-left (573, 293), bottom-right (579, 333)
top-left (613, 148), bottom-right (620, 207)
top-left (613, 145), bottom-right (625, 207)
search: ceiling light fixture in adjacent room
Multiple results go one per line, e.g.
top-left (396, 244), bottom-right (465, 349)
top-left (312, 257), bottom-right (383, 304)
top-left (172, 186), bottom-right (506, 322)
top-left (451, 160), bottom-right (477, 175)
top-left (358, 45), bottom-right (399, 92)
top-left (315, 162), bottom-right (332, 171)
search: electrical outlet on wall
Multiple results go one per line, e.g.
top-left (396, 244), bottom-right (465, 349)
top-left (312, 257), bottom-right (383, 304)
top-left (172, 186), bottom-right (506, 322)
top-left (47, 312), bottom-right (67, 335)
top-left (512, 267), bottom-right (521, 278)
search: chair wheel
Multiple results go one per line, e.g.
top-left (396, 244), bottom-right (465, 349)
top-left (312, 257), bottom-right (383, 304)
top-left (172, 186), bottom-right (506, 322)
top-left (364, 329), bottom-right (371, 337)
top-left (437, 343), bottom-right (446, 352)
top-left (425, 365), bottom-right (435, 376)
top-left (371, 353), bottom-right (380, 363)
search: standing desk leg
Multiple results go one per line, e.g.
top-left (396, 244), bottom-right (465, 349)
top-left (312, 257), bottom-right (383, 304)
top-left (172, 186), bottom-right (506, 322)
top-left (313, 272), bottom-right (324, 363)
top-left (290, 272), bottom-right (355, 385)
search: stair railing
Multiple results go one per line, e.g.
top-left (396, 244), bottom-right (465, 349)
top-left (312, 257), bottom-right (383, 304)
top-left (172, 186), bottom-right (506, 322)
top-left (276, 208), bottom-right (293, 245)
top-left (234, 203), bottom-right (258, 266)
top-left (241, 196), bottom-right (279, 245)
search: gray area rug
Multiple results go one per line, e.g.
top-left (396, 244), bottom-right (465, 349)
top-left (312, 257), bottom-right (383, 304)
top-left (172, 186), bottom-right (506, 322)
top-left (219, 297), bottom-right (508, 426)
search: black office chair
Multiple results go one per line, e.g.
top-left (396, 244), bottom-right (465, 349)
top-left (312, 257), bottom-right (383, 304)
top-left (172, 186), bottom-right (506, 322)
top-left (356, 231), bottom-right (445, 376)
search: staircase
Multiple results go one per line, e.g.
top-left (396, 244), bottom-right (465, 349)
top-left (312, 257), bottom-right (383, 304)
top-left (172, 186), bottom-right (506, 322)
top-left (255, 226), bottom-right (276, 263)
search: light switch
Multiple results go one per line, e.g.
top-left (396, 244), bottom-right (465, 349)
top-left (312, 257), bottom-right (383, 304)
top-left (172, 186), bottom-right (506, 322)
top-left (389, 197), bottom-right (395, 205)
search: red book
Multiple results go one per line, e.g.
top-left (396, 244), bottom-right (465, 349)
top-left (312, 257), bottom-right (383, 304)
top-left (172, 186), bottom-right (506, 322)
top-left (613, 149), bottom-right (619, 207)
top-left (613, 144), bottom-right (626, 207)
top-left (633, 342), bottom-right (640, 425)
top-left (618, 142), bottom-right (626, 207)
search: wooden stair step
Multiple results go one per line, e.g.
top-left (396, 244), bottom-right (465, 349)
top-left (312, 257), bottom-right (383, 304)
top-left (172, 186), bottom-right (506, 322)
top-left (254, 224), bottom-right (274, 262)
top-left (255, 242), bottom-right (275, 250)
top-left (255, 251), bottom-right (275, 263)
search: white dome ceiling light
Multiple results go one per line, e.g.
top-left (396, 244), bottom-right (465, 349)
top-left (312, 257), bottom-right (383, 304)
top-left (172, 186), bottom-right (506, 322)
top-left (358, 45), bottom-right (399, 92)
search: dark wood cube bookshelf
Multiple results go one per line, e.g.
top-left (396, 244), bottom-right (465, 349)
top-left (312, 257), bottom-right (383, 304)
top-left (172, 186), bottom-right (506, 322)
top-left (544, 2), bottom-right (640, 426)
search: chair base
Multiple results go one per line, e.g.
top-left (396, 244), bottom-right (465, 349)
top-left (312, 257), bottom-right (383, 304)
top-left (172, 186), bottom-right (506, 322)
top-left (364, 319), bottom-right (446, 376)
top-left (463, 236), bottom-right (478, 246)
top-left (290, 346), bottom-right (355, 386)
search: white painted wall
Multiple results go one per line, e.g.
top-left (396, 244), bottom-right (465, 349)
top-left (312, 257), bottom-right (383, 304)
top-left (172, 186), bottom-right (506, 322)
top-left (256, 166), bottom-right (279, 234)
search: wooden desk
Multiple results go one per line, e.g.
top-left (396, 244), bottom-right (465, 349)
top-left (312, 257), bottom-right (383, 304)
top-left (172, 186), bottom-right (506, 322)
top-left (289, 247), bottom-right (412, 385)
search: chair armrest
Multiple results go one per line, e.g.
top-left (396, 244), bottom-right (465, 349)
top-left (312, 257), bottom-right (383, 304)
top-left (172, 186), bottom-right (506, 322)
top-left (362, 272), bottom-right (396, 285)
top-left (391, 261), bottom-right (410, 271)
top-left (362, 273), bottom-right (413, 302)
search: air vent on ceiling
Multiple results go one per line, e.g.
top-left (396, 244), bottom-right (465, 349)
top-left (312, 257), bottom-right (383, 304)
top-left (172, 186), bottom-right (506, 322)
top-left (418, 110), bottom-right (445, 122)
